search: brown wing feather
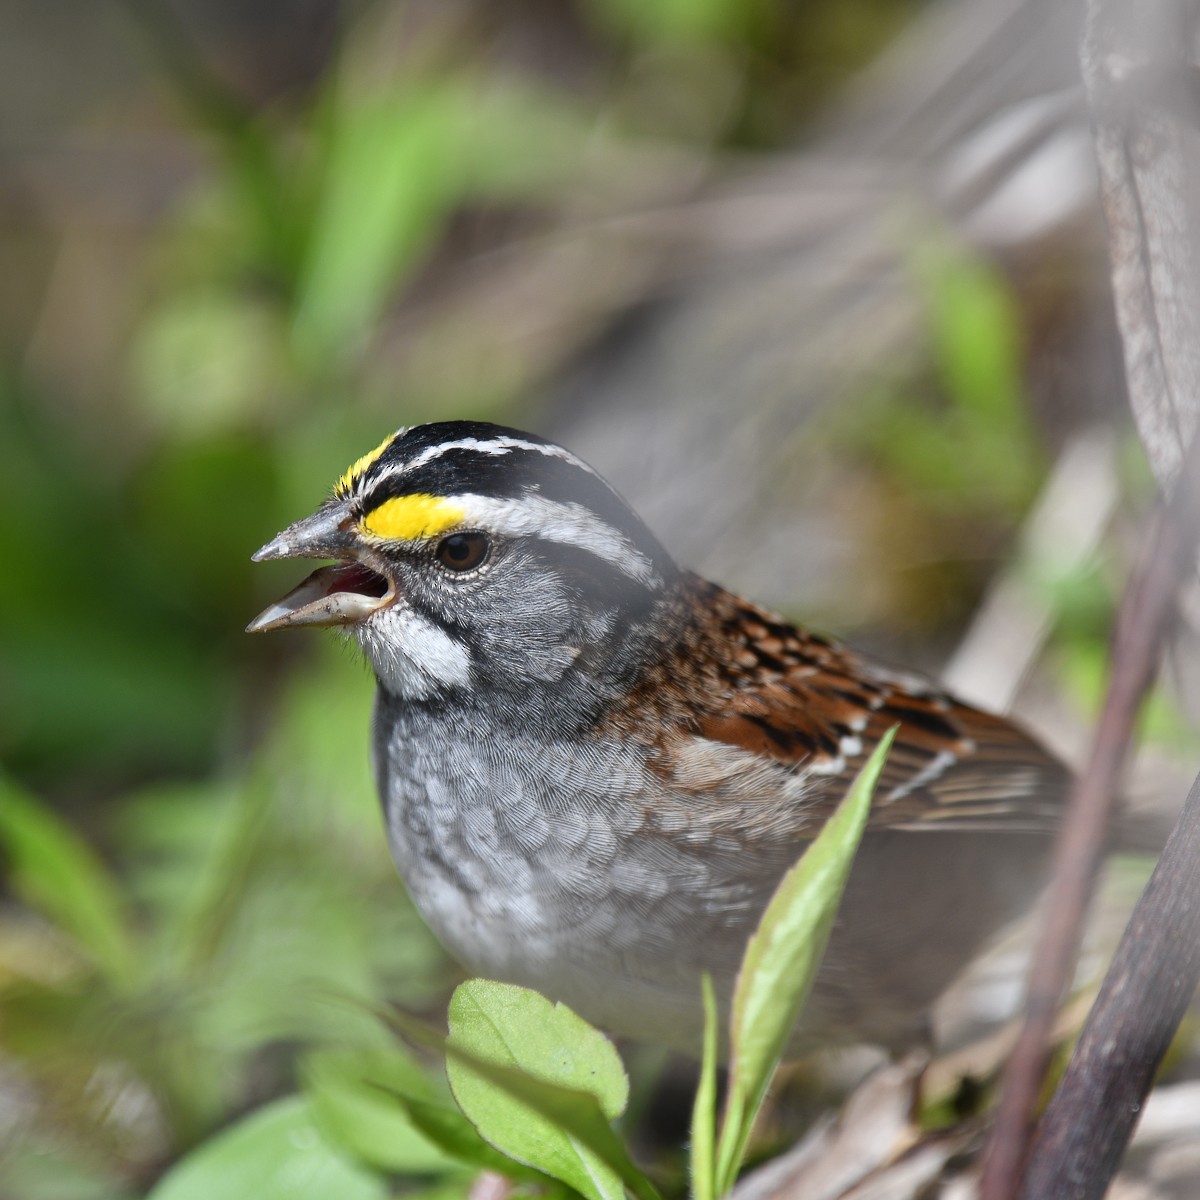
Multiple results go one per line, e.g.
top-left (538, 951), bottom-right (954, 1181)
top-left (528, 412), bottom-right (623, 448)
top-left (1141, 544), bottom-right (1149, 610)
top-left (647, 575), bottom-right (1071, 833)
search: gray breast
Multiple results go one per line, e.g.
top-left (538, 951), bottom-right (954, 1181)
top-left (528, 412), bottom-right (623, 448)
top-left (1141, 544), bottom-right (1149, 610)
top-left (371, 690), bottom-right (785, 1040)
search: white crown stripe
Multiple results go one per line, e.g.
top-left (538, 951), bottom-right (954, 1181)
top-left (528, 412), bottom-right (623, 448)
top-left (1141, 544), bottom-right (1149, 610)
top-left (451, 493), bottom-right (658, 586)
top-left (363, 436), bottom-right (602, 494)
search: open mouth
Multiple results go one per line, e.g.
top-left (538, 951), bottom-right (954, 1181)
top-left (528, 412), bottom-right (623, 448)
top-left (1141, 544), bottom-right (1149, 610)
top-left (246, 560), bottom-right (396, 634)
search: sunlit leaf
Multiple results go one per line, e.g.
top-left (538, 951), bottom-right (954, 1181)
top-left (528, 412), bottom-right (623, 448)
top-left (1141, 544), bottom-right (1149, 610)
top-left (449, 979), bottom-right (629, 1118)
top-left (715, 729), bottom-right (896, 1194)
top-left (689, 972), bottom-right (720, 1200)
top-left (441, 981), bottom-right (659, 1200)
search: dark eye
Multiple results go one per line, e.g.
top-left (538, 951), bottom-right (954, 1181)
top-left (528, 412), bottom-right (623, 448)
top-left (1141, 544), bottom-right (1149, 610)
top-left (435, 532), bottom-right (490, 572)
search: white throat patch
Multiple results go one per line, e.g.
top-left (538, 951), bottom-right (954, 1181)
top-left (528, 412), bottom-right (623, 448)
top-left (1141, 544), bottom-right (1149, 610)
top-left (355, 603), bottom-right (472, 699)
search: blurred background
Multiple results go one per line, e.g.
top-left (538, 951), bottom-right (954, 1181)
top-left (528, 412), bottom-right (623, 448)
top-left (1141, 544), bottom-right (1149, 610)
top-left (2, 0), bottom-right (1198, 1197)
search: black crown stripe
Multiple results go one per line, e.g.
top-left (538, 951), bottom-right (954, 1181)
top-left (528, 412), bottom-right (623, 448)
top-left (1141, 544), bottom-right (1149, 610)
top-left (356, 424), bottom-right (671, 573)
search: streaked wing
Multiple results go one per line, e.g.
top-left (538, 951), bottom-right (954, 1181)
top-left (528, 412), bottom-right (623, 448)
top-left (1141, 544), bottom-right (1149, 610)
top-left (682, 576), bottom-right (1071, 833)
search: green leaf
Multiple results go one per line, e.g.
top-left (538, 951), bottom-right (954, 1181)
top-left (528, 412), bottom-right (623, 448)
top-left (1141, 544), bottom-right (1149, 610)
top-left (293, 82), bottom-right (467, 363)
top-left (370, 1083), bottom-right (544, 1179)
top-left (715, 728), bottom-right (896, 1194)
top-left (147, 1095), bottom-right (386, 1200)
top-left (442, 980), bottom-right (660, 1200)
top-left (301, 1047), bottom-right (455, 1174)
top-left (0, 774), bottom-right (138, 990)
top-left (449, 979), bottom-right (629, 1118)
top-left (689, 973), bottom-right (720, 1200)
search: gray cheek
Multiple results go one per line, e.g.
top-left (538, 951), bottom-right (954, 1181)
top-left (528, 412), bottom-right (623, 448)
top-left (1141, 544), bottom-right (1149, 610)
top-left (463, 567), bottom-right (582, 681)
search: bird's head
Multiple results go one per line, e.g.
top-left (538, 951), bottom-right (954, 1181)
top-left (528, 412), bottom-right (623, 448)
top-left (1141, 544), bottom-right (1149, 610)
top-left (248, 421), bottom-right (677, 706)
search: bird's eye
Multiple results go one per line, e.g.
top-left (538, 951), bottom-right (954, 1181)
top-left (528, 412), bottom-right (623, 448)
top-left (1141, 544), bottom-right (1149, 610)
top-left (435, 532), bottom-right (490, 572)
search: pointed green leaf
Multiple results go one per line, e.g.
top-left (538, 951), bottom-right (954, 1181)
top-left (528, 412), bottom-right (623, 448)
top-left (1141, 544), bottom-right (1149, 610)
top-left (715, 728), bottom-right (896, 1193)
top-left (689, 973), bottom-right (720, 1200)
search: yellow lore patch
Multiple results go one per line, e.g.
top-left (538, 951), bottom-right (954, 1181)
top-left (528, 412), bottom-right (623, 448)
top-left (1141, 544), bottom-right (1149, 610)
top-left (361, 494), bottom-right (465, 541)
top-left (336, 430), bottom-right (400, 496)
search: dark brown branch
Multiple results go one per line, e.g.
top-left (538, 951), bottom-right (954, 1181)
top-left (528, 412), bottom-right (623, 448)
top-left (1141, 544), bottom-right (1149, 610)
top-left (1022, 750), bottom-right (1200, 1197)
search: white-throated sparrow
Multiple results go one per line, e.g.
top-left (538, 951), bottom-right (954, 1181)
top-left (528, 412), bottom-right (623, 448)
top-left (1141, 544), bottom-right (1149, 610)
top-left (248, 421), bottom-right (1069, 1054)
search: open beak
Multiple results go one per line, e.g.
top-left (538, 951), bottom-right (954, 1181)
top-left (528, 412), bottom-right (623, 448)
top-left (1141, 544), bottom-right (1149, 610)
top-left (246, 503), bottom-right (397, 634)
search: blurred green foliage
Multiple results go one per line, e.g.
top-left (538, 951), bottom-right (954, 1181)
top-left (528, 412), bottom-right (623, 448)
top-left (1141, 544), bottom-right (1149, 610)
top-left (846, 234), bottom-right (1043, 518)
top-left (1, 642), bottom-right (448, 1195)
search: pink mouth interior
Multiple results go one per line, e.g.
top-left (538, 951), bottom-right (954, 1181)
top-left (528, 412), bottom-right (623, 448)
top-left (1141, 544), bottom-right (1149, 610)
top-left (325, 561), bottom-right (390, 599)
